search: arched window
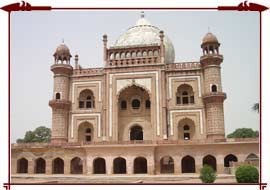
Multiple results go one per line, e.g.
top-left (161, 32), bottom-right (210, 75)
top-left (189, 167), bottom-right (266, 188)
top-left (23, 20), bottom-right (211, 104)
top-left (115, 53), bottom-right (120, 59)
top-left (130, 126), bottom-right (143, 140)
top-left (181, 156), bottom-right (195, 173)
top-left (148, 50), bottom-right (153, 56)
top-left (109, 53), bottom-right (114, 60)
top-left (17, 158), bottom-right (28, 173)
top-left (131, 51), bottom-right (136, 58)
top-left (203, 155), bottom-right (217, 171)
top-left (154, 50), bottom-right (159, 56)
top-left (137, 51), bottom-right (142, 57)
top-left (211, 84), bottom-right (217, 92)
top-left (160, 156), bottom-right (174, 174)
top-left (126, 52), bottom-right (131, 58)
top-left (145, 99), bottom-right (151, 109)
top-left (142, 51), bottom-right (147, 57)
top-left (132, 99), bottom-right (140, 109)
top-left (134, 157), bottom-right (147, 174)
top-left (183, 125), bottom-right (190, 140)
top-left (120, 52), bottom-right (125, 59)
top-left (113, 157), bottom-right (126, 174)
top-left (35, 158), bottom-right (46, 174)
top-left (71, 157), bottom-right (83, 174)
top-left (120, 100), bottom-right (127, 110)
top-left (78, 89), bottom-right (95, 109)
top-left (55, 92), bottom-right (61, 100)
top-left (52, 157), bottom-right (64, 174)
top-left (93, 157), bottom-right (106, 174)
top-left (245, 153), bottom-right (259, 166)
top-left (176, 84), bottom-right (195, 105)
top-left (85, 127), bottom-right (92, 142)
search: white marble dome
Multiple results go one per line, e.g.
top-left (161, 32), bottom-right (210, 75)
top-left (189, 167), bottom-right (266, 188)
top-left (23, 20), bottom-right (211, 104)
top-left (114, 15), bottom-right (175, 63)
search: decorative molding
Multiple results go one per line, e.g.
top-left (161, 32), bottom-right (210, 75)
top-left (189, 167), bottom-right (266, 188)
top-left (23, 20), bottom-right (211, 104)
top-left (109, 71), bottom-right (160, 137)
top-left (1, 1), bottom-right (51, 12)
top-left (218, 1), bottom-right (268, 12)
top-left (169, 109), bottom-right (203, 135)
top-left (71, 113), bottom-right (101, 138)
top-left (168, 75), bottom-right (202, 98)
top-left (72, 81), bottom-right (102, 103)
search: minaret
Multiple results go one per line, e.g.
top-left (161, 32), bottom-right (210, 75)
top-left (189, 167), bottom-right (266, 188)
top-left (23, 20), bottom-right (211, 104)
top-left (200, 32), bottom-right (226, 140)
top-left (49, 43), bottom-right (73, 144)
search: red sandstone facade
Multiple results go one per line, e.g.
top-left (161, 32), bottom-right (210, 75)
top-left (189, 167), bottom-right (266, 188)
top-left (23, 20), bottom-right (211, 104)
top-left (11, 14), bottom-right (258, 179)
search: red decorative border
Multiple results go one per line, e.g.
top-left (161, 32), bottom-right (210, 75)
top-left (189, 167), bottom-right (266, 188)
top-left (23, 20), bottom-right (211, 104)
top-left (218, 1), bottom-right (268, 12)
top-left (1, 1), bottom-right (268, 190)
top-left (1, 1), bottom-right (51, 12)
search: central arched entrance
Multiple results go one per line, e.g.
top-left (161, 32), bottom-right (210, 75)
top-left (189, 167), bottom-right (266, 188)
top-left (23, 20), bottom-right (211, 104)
top-left (130, 125), bottom-right (143, 140)
top-left (113, 157), bottom-right (126, 174)
top-left (134, 157), bottom-right (147, 174)
top-left (78, 122), bottom-right (93, 143)
top-left (117, 85), bottom-right (151, 141)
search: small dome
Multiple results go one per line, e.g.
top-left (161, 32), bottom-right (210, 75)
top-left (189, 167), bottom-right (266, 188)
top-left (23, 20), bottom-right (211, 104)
top-left (202, 32), bottom-right (219, 44)
top-left (54, 43), bottom-right (71, 57)
top-left (114, 14), bottom-right (175, 63)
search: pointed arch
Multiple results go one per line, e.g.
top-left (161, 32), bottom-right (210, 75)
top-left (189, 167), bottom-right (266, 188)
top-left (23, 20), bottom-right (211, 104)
top-left (181, 155), bottom-right (195, 173)
top-left (203, 154), bottom-right (217, 171)
top-left (93, 157), bottom-right (106, 174)
top-left (160, 156), bottom-right (174, 174)
top-left (70, 157), bottom-right (83, 174)
top-left (52, 157), bottom-right (64, 174)
top-left (17, 158), bottom-right (28, 173)
top-left (35, 157), bottom-right (46, 174)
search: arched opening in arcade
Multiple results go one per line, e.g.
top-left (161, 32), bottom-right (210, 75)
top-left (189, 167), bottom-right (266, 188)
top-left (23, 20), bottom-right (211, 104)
top-left (93, 157), bottom-right (106, 174)
top-left (203, 155), bottom-right (217, 171)
top-left (70, 157), bottom-right (83, 174)
top-left (181, 155), bottom-right (196, 173)
top-left (160, 156), bottom-right (174, 174)
top-left (113, 157), bottom-right (126, 174)
top-left (245, 153), bottom-right (259, 166)
top-left (52, 157), bottom-right (64, 174)
top-left (35, 157), bottom-right (46, 174)
top-left (224, 154), bottom-right (238, 167)
top-left (134, 157), bottom-right (147, 174)
top-left (17, 158), bottom-right (28, 173)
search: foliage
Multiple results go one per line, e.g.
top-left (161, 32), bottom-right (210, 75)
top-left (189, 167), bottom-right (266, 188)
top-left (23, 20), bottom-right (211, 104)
top-left (16, 126), bottom-right (51, 143)
top-left (252, 103), bottom-right (259, 113)
top-left (199, 165), bottom-right (217, 183)
top-left (235, 165), bottom-right (259, 183)
top-left (227, 128), bottom-right (259, 138)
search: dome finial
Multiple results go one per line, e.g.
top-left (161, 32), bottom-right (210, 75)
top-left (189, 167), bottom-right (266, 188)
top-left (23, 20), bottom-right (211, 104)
top-left (140, 11), bottom-right (145, 18)
top-left (62, 38), bottom-right (64, 44)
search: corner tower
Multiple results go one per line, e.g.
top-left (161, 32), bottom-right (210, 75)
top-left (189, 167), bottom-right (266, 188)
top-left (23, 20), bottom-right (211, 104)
top-left (49, 43), bottom-right (73, 144)
top-left (200, 32), bottom-right (226, 140)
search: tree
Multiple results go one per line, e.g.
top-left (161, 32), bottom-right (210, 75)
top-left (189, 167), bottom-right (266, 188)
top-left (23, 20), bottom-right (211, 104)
top-left (200, 165), bottom-right (217, 183)
top-left (16, 126), bottom-right (51, 143)
top-left (235, 165), bottom-right (259, 183)
top-left (252, 103), bottom-right (259, 113)
top-left (227, 128), bottom-right (259, 138)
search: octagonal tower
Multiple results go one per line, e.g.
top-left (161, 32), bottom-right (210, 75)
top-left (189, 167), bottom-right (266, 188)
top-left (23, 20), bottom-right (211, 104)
top-left (49, 43), bottom-right (73, 144)
top-left (200, 32), bottom-right (226, 140)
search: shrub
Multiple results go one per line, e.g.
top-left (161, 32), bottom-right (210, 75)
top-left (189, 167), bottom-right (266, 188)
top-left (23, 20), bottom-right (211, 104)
top-left (200, 165), bottom-right (217, 183)
top-left (235, 165), bottom-right (259, 183)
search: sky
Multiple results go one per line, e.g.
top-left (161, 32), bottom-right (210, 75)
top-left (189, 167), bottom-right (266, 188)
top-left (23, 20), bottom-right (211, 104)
top-left (10, 11), bottom-right (259, 143)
